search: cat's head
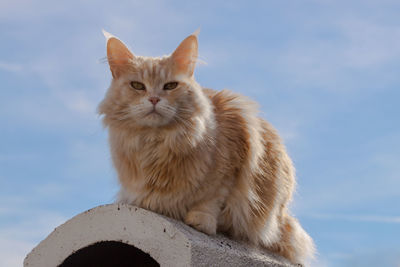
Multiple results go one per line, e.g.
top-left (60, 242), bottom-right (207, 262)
top-left (99, 30), bottom-right (209, 129)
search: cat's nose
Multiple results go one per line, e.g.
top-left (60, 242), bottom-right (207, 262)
top-left (148, 97), bottom-right (160, 105)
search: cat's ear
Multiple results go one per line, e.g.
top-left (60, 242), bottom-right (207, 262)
top-left (171, 30), bottom-right (199, 77)
top-left (103, 30), bottom-right (134, 78)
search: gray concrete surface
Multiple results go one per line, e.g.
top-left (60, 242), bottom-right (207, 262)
top-left (24, 204), bottom-right (294, 267)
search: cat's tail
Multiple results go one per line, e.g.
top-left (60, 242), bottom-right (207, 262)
top-left (267, 215), bottom-right (315, 266)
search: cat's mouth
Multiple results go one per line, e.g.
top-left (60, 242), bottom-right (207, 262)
top-left (146, 109), bottom-right (162, 117)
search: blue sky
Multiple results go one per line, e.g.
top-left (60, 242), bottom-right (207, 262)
top-left (1, 0), bottom-right (400, 266)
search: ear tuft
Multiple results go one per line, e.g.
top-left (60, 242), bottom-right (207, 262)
top-left (192, 28), bottom-right (200, 38)
top-left (102, 29), bottom-right (115, 40)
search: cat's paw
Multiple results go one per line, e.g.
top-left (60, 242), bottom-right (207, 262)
top-left (184, 210), bottom-right (217, 235)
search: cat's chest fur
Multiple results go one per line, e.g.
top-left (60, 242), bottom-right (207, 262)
top-left (110, 127), bottom-right (215, 219)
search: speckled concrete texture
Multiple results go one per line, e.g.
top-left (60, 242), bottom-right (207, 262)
top-left (24, 204), bottom-right (294, 267)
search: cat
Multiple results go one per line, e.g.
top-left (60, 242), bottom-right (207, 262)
top-left (98, 30), bottom-right (315, 265)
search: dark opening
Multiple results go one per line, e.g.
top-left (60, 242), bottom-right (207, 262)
top-left (59, 241), bottom-right (160, 267)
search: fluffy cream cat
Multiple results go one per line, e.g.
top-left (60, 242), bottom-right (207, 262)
top-left (98, 30), bottom-right (315, 265)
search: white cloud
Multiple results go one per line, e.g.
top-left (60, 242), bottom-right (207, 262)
top-left (0, 153), bottom-right (38, 161)
top-left (295, 174), bottom-right (400, 215)
top-left (338, 18), bottom-right (400, 68)
top-left (32, 183), bottom-right (70, 198)
top-left (0, 210), bottom-right (67, 267)
top-left (307, 213), bottom-right (400, 223)
top-left (310, 255), bottom-right (330, 267)
top-left (293, 131), bottom-right (400, 215)
top-left (0, 0), bottom-right (78, 21)
top-left (56, 90), bottom-right (97, 117)
top-left (337, 248), bottom-right (400, 267)
top-left (0, 239), bottom-right (33, 267)
top-left (271, 15), bottom-right (400, 92)
top-left (0, 61), bottom-right (22, 72)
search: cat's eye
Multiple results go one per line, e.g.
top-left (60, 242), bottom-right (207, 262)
top-left (163, 82), bottom-right (178, 90)
top-left (130, 81), bottom-right (146, 90)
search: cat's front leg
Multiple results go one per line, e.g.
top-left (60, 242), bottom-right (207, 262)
top-left (184, 196), bottom-right (223, 235)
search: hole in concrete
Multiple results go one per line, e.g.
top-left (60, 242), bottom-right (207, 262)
top-left (59, 241), bottom-right (160, 267)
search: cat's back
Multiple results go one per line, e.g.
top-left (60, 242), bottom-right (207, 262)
top-left (203, 88), bottom-right (280, 143)
top-left (203, 87), bottom-right (287, 148)
top-left (203, 87), bottom-right (261, 149)
top-left (203, 88), bottom-right (260, 131)
top-left (203, 87), bottom-right (294, 191)
top-left (203, 88), bottom-right (285, 175)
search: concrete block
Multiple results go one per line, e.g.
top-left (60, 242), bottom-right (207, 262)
top-left (24, 204), bottom-right (294, 267)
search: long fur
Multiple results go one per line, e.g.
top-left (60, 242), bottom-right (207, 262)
top-left (98, 32), bottom-right (315, 265)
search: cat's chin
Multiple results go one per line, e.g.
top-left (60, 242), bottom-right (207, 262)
top-left (138, 113), bottom-right (173, 128)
